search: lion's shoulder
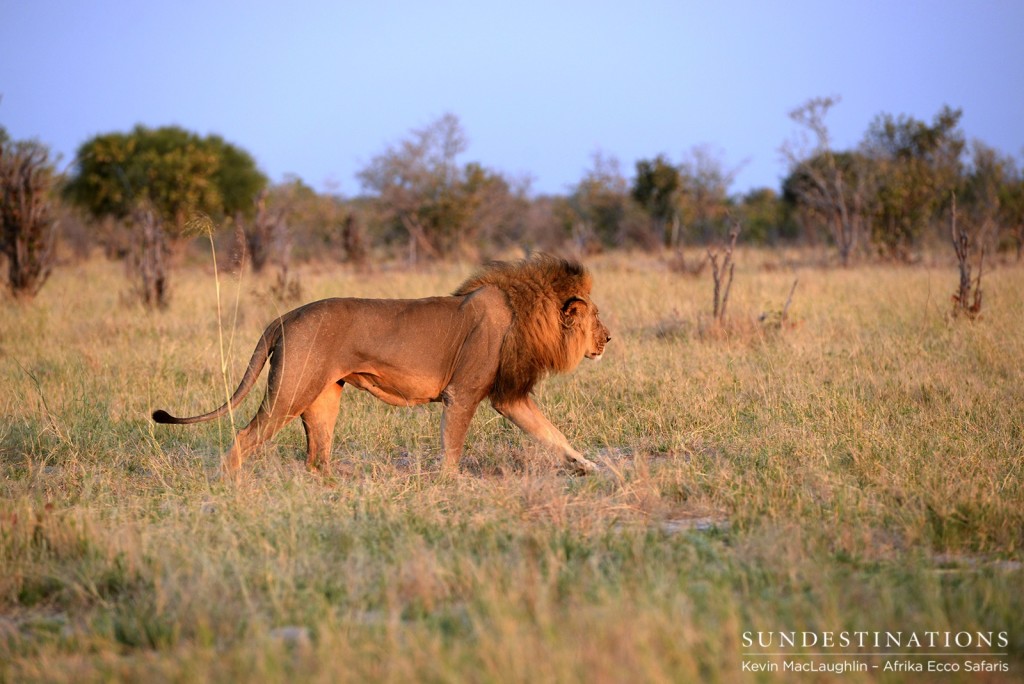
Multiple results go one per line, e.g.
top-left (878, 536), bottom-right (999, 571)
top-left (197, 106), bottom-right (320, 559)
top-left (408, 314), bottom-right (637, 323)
top-left (457, 284), bottom-right (513, 328)
top-left (453, 254), bottom-right (593, 403)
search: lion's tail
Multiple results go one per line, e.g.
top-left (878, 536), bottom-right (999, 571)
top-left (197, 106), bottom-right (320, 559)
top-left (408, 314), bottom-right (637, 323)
top-left (152, 318), bottom-right (283, 426)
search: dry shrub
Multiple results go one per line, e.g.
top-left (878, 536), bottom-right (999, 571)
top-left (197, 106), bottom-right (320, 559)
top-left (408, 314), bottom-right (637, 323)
top-left (0, 138), bottom-right (59, 300)
top-left (706, 222), bottom-right (740, 323)
top-left (950, 194), bottom-right (984, 320)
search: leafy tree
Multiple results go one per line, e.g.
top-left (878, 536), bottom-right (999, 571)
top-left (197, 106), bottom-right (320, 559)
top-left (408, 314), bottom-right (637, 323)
top-left (862, 106), bottom-right (964, 257)
top-left (632, 155), bottom-right (682, 247)
top-left (206, 134), bottom-right (267, 220)
top-left (997, 159), bottom-right (1024, 260)
top-left (66, 126), bottom-right (216, 231)
top-left (960, 141), bottom-right (1015, 253)
top-left (64, 125), bottom-right (266, 307)
top-left (569, 151), bottom-right (648, 250)
top-left (0, 128), bottom-right (58, 299)
top-left (66, 125), bottom-right (266, 232)
top-left (735, 187), bottom-right (792, 244)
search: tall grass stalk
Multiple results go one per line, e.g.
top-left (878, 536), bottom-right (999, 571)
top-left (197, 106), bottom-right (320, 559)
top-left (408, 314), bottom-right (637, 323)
top-left (195, 217), bottom-right (246, 464)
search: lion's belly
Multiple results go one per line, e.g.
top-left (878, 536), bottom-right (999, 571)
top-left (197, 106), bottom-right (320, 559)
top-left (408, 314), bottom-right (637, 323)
top-left (342, 371), bottom-right (439, 407)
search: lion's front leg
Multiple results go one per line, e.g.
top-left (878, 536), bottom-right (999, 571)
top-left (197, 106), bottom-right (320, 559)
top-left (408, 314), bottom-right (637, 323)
top-left (440, 392), bottom-right (484, 472)
top-left (492, 397), bottom-right (598, 474)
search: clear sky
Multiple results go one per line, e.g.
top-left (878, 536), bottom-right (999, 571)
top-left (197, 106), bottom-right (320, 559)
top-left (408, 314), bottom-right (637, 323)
top-left (2, 0), bottom-right (1022, 197)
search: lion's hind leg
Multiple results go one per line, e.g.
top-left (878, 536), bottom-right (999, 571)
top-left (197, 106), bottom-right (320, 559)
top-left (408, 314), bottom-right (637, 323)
top-left (221, 366), bottom-right (328, 477)
top-left (222, 404), bottom-right (293, 476)
top-left (301, 381), bottom-right (344, 475)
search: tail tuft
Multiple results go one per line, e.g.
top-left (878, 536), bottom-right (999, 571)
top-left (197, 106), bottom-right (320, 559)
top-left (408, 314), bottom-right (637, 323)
top-left (152, 409), bottom-right (175, 424)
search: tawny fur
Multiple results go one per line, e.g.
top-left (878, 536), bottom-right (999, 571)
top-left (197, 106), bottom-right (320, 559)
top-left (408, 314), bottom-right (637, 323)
top-left (152, 253), bottom-right (609, 475)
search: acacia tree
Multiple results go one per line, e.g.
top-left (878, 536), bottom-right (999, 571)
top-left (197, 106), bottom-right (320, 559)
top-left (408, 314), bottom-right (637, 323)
top-left (782, 97), bottom-right (876, 266)
top-left (0, 128), bottom-right (58, 299)
top-left (64, 125), bottom-right (266, 308)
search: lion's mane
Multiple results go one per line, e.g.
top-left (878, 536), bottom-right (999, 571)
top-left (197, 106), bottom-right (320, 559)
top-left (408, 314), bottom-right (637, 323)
top-left (453, 253), bottom-right (593, 403)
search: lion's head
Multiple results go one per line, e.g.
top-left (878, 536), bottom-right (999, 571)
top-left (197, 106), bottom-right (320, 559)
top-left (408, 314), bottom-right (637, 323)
top-left (453, 254), bottom-right (610, 403)
top-left (563, 296), bottom-right (611, 362)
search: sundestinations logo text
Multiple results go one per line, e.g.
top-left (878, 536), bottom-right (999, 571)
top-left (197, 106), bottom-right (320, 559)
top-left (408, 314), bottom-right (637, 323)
top-left (741, 631), bottom-right (1010, 675)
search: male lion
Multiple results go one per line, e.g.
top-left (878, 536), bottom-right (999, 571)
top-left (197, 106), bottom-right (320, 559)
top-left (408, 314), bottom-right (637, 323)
top-left (152, 254), bottom-right (610, 475)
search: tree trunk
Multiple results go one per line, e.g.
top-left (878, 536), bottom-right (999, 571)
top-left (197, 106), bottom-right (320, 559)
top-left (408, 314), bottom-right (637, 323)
top-left (342, 214), bottom-right (368, 269)
top-left (130, 205), bottom-right (170, 309)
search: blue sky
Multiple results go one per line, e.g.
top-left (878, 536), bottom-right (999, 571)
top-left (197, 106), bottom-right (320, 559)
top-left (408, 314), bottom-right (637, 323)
top-left (2, 0), bottom-right (1022, 197)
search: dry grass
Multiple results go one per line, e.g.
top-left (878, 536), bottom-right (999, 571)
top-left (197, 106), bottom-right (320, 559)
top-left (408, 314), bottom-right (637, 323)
top-left (2, 251), bottom-right (1022, 682)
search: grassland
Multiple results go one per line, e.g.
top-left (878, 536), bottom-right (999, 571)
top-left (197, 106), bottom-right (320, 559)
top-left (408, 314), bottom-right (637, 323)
top-left (2, 250), bottom-right (1022, 682)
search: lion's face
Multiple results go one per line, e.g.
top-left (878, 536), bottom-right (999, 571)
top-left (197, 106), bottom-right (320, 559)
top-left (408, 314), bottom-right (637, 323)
top-left (584, 307), bottom-right (611, 360)
top-left (565, 297), bottom-right (611, 362)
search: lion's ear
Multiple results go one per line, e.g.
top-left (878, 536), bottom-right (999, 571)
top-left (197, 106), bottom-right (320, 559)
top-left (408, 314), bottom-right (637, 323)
top-left (562, 297), bottom-right (588, 326)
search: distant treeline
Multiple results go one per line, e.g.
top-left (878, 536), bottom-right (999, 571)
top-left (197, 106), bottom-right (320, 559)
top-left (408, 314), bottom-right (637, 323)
top-left (2, 100), bottom-right (1022, 305)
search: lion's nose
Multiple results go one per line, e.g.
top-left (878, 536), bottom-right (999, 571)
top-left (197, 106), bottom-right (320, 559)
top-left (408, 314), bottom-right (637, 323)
top-left (606, 334), bottom-right (611, 343)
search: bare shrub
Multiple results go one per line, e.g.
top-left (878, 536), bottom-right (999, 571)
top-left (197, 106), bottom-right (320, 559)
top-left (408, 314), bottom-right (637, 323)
top-left (0, 136), bottom-right (58, 299)
top-left (950, 194), bottom-right (983, 319)
top-left (243, 189), bottom-right (285, 274)
top-left (706, 221), bottom-right (740, 323)
top-left (782, 97), bottom-right (874, 266)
